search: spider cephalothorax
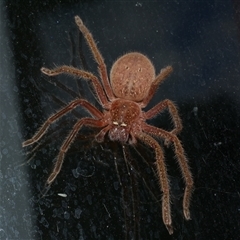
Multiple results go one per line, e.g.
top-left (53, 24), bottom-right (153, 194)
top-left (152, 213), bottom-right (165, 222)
top-left (23, 16), bottom-right (193, 234)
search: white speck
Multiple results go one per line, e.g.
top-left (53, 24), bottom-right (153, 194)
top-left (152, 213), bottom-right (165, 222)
top-left (135, 2), bottom-right (142, 7)
top-left (214, 142), bottom-right (222, 147)
top-left (193, 106), bottom-right (198, 116)
top-left (58, 193), bottom-right (67, 198)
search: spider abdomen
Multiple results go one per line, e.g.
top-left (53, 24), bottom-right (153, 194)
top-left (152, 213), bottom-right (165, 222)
top-left (110, 52), bottom-right (155, 102)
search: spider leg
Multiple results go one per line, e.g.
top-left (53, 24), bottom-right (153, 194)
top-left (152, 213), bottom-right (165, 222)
top-left (41, 66), bottom-right (110, 107)
top-left (74, 16), bottom-right (115, 101)
top-left (142, 123), bottom-right (194, 220)
top-left (144, 99), bottom-right (182, 136)
top-left (141, 66), bottom-right (173, 107)
top-left (22, 99), bottom-right (103, 147)
top-left (46, 118), bottom-right (106, 185)
top-left (136, 132), bottom-right (173, 234)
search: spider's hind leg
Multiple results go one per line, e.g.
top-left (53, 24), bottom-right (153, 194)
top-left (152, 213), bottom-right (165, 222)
top-left (142, 123), bottom-right (194, 221)
top-left (136, 132), bottom-right (173, 234)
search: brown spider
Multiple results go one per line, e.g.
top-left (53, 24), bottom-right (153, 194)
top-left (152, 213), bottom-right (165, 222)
top-left (23, 15), bottom-right (193, 234)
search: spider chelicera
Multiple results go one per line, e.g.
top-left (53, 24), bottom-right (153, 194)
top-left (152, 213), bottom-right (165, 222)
top-left (23, 15), bottom-right (193, 234)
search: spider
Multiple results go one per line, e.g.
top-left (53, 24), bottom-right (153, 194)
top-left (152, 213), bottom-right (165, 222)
top-left (23, 15), bottom-right (193, 234)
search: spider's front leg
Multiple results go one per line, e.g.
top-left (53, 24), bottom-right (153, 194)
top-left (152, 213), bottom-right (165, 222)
top-left (22, 99), bottom-right (103, 147)
top-left (74, 16), bottom-right (115, 101)
top-left (46, 118), bottom-right (106, 186)
top-left (41, 66), bottom-right (109, 107)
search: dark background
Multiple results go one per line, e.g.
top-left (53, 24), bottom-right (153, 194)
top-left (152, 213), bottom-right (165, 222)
top-left (1, 0), bottom-right (240, 239)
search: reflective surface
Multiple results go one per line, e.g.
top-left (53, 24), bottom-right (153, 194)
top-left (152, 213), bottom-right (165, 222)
top-left (1, 0), bottom-right (240, 239)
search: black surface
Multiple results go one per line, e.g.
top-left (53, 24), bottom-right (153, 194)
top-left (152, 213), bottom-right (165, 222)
top-left (1, 0), bottom-right (240, 239)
